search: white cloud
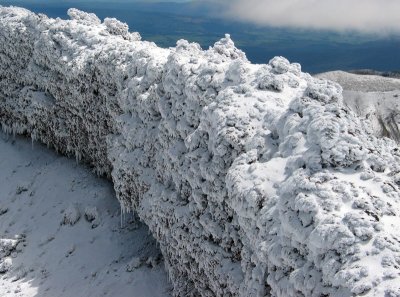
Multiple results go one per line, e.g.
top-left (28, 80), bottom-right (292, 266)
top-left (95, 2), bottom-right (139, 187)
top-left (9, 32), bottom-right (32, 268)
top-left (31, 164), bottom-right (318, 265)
top-left (216, 0), bottom-right (400, 34)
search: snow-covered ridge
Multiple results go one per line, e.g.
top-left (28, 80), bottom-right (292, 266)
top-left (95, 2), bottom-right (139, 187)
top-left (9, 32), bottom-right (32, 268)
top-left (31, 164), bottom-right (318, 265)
top-left (1, 7), bottom-right (400, 296)
top-left (317, 71), bottom-right (400, 143)
top-left (315, 70), bottom-right (400, 92)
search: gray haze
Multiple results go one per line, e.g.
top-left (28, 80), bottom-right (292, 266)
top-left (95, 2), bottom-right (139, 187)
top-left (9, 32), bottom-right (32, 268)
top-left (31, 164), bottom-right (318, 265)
top-left (215, 0), bottom-right (400, 34)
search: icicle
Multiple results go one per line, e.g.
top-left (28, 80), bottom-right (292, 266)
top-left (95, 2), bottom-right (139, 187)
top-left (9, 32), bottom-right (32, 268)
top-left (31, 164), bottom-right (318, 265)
top-left (31, 133), bottom-right (36, 149)
top-left (120, 205), bottom-right (123, 228)
top-left (120, 204), bottom-right (128, 228)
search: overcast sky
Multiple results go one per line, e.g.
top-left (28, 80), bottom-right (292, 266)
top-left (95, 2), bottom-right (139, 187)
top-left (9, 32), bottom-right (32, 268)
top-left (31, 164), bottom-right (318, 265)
top-left (214, 0), bottom-right (400, 34)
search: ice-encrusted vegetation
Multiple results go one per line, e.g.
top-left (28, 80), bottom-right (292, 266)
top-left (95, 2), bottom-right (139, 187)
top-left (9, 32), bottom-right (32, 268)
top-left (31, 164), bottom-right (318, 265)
top-left (0, 7), bottom-right (399, 297)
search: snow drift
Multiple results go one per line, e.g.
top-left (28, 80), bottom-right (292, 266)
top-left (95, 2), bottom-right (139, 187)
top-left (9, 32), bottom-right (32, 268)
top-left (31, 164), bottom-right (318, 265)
top-left (1, 7), bottom-right (400, 297)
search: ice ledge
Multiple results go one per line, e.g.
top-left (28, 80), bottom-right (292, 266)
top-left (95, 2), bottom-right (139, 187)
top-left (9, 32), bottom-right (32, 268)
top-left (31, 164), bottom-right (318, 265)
top-left (1, 7), bottom-right (399, 297)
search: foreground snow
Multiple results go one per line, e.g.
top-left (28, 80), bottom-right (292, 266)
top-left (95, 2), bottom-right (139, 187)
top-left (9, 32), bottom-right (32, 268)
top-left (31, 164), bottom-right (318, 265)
top-left (0, 132), bottom-right (171, 297)
top-left (1, 7), bottom-right (400, 297)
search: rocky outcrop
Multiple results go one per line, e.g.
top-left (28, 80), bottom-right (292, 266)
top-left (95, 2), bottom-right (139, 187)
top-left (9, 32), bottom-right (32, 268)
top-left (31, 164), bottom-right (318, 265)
top-left (1, 7), bottom-right (399, 296)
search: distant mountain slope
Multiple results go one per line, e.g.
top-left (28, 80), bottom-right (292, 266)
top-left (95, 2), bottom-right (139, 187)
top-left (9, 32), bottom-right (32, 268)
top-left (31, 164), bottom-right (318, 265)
top-left (315, 70), bottom-right (400, 92)
top-left (349, 69), bottom-right (400, 79)
top-left (316, 71), bottom-right (400, 142)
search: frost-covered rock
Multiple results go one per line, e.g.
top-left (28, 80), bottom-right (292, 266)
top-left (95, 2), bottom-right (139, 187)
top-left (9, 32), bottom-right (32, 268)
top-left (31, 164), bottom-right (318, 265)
top-left (1, 7), bottom-right (400, 297)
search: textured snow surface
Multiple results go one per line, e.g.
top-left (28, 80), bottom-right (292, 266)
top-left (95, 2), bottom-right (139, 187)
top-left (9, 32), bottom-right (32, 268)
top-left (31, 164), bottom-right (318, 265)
top-left (0, 132), bottom-right (171, 297)
top-left (1, 7), bottom-right (400, 297)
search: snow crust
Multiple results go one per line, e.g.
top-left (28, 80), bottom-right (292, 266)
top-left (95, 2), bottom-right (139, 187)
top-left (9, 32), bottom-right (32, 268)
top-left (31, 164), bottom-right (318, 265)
top-left (1, 7), bottom-right (400, 296)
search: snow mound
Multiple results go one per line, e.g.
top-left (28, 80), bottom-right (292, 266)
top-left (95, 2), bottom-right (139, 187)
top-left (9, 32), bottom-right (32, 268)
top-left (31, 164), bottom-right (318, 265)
top-left (1, 7), bottom-right (400, 297)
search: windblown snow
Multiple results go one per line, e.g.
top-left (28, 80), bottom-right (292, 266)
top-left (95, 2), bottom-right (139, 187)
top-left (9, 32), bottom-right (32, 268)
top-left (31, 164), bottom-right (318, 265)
top-left (1, 6), bottom-right (400, 297)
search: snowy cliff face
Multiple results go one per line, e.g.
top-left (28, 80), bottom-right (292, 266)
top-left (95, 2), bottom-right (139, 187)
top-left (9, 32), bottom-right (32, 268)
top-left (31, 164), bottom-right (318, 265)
top-left (1, 7), bottom-right (400, 297)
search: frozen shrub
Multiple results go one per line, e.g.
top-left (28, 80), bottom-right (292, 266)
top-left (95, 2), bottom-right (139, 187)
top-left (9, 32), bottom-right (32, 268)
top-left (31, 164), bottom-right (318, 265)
top-left (84, 206), bottom-right (100, 228)
top-left (16, 185), bottom-right (28, 195)
top-left (306, 79), bottom-right (343, 104)
top-left (103, 17), bottom-right (139, 41)
top-left (258, 73), bottom-right (284, 92)
top-left (212, 34), bottom-right (247, 61)
top-left (126, 257), bottom-right (143, 271)
top-left (67, 8), bottom-right (100, 25)
top-left (0, 258), bottom-right (12, 273)
top-left (0, 238), bottom-right (19, 258)
top-left (0, 205), bottom-right (8, 216)
top-left (84, 206), bottom-right (99, 222)
top-left (0, 238), bottom-right (20, 274)
top-left (61, 205), bottom-right (81, 226)
top-left (269, 56), bottom-right (290, 74)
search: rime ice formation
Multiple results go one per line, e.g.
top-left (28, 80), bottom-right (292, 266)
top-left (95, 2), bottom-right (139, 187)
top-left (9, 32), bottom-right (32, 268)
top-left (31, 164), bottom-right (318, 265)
top-left (1, 7), bottom-right (400, 297)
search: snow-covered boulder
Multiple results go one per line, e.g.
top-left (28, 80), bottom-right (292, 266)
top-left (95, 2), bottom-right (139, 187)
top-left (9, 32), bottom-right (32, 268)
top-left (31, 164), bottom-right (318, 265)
top-left (1, 7), bottom-right (399, 297)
